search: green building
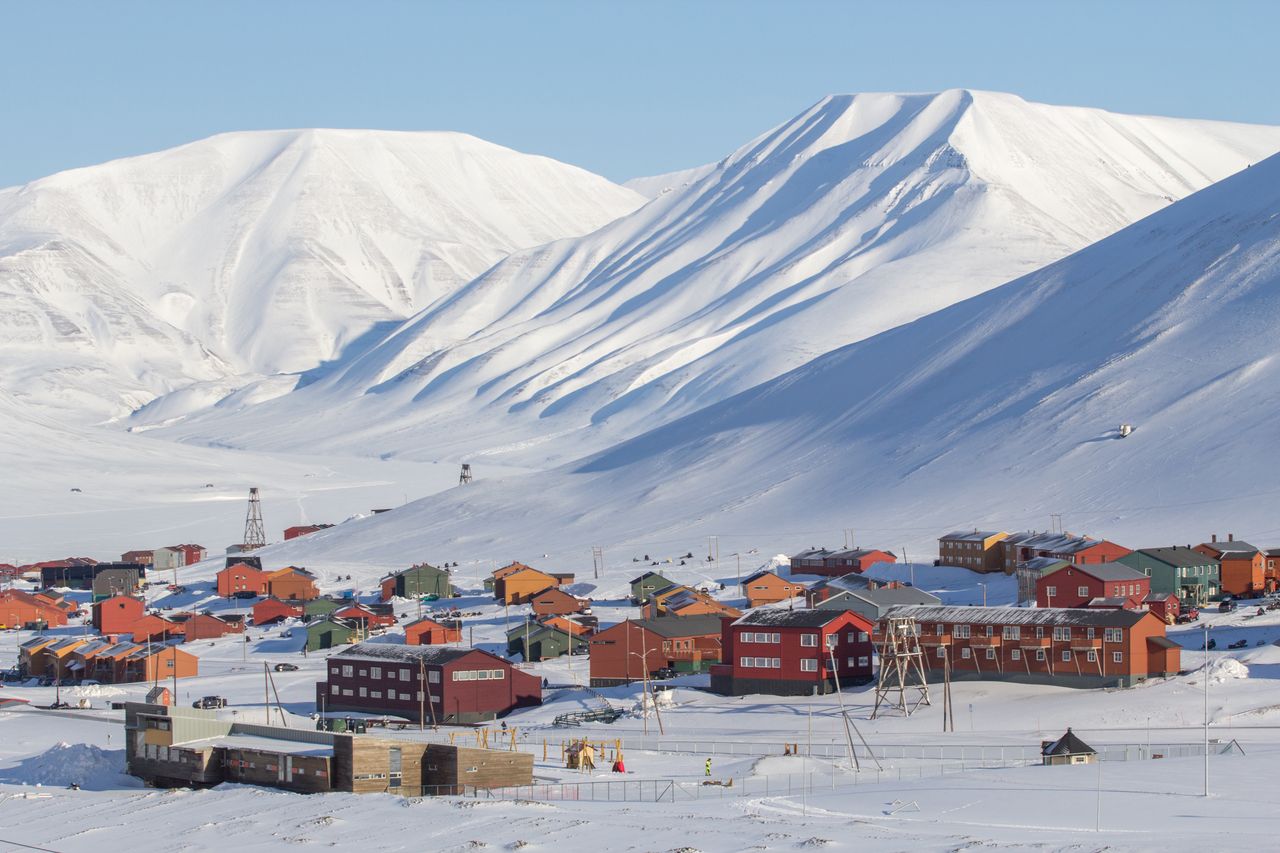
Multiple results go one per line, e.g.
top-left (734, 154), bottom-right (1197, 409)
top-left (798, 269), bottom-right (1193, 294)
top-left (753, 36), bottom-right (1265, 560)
top-left (505, 622), bottom-right (587, 662)
top-left (1117, 547), bottom-right (1220, 605)
top-left (304, 597), bottom-right (350, 619)
top-left (381, 564), bottom-right (452, 600)
top-left (629, 571), bottom-right (675, 604)
top-left (305, 616), bottom-right (359, 651)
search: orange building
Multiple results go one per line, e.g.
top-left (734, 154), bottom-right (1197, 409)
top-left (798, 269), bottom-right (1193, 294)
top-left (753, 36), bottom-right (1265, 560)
top-left (217, 562), bottom-right (271, 597)
top-left (530, 587), bottom-right (589, 616)
top-left (494, 567), bottom-right (562, 605)
top-left (267, 567), bottom-right (320, 601)
top-left (92, 595), bottom-right (146, 635)
top-left (741, 570), bottom-right (807, 607)
top-left (645, 585), bottom-right (741, 619)
top-left (122, 645), bottom-right (199, 682)
top-left (130, 613), bottom-right (182, 643)
top-left (0, 590), bottom-right (70, 629)
top-left (404, 616), bottom-right (462, 645)
top-left (1195, 537), bottom-right (1266, 596)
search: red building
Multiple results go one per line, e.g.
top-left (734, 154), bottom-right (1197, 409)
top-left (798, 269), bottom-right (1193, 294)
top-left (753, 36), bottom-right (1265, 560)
top-left (1195, 537), bottom-right (1266, 596)
top-left (283, 524), bottom-right (333, 540)
top-left (1143, 592), bottom-right (1180, 623)
top-left (0, 590), bottom-right (70, 629)
top-left (180, 613), bottom-right (245, 640)
top-left (216, 562), bottom-right (271, 597)
top-left (92, 595), bottom-right (146, 635)
top-left (790, 548), bottom-right (896, 578)
top-left (1036, 562), bottom-right (1150, 609)
top-left (130, 614), bottom-right (181, 643)
top-left (334, 602), bottom-right (397, 630)
top-left (529, 587), bottom-right (589, 617)
top-left (588, 616), bottom-right (724, 687)
top-left (404, 617), bottom-right (462, 646)
top-left (887, 604), bottom-right (1180, 688)
top-left (1002, 532), bottom-right (1131, 572)
top-left (252, 597), bottom-right (304, 626)
top-left (710, 609), bottom-right (875, 696)
top-left (317, 643), bottom-right (541, 723)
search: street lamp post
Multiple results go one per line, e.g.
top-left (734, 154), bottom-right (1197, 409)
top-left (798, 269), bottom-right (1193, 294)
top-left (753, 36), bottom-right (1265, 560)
top-left (1203, 621), bottom-right (1210, 798)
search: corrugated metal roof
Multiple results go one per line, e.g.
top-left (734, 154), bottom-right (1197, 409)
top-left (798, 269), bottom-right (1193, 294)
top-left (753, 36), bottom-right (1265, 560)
top-left (884, 605), bottom-right (1148, 628)
top-left (1064, 562), bottom-right (1147, 583)
top-left (733, 609), bottom-right (845, 628)
top-left (1137, 547), bottom-right (1219, 568)
top-left (940, 531), bottom-right (1003, 542)
top-left (333, 642), bottom-right (476, 665)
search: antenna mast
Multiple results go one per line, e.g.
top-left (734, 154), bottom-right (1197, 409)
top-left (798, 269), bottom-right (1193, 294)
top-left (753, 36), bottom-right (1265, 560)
top-left (458, 464), bottom-right (473, 485)
top-left (243, 487), bottom-right (267, 551)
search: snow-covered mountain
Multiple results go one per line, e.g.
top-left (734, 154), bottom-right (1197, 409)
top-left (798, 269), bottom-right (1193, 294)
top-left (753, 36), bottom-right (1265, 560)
top-left (0, 129), bottom-right (643, 420)
top-left (150, 90), bottom-right (1280, 466)
top-left (249, 147), bottom-right (1280, 578)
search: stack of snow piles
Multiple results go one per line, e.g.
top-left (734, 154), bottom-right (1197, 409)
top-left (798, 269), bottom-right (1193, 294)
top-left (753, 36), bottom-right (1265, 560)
top-left (1205, 658), bottom-right (1249, 684)
top-left (0, 742), bottom-right (140, 790)
top-left (71, 684), bottom-right (127, 698)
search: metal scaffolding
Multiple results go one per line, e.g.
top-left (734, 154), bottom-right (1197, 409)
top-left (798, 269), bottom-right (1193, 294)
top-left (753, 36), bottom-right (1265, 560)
top-left (871, 616), bottom-right (931, 719)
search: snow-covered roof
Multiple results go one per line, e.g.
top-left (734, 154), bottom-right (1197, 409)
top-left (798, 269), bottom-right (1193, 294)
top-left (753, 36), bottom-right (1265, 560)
top-left (1042, 728), bottom-right (1095, 756)
top-left (732, 609), bottom-right (845, 628)
top-left (333, 642), bottom-right (477, 665)
top-left (940, 531), bottom-right (1004, 542)
top-left (1056, 561), bottom-right (1147, 583)
top-left (884, 605), bottom-right (1149, 628)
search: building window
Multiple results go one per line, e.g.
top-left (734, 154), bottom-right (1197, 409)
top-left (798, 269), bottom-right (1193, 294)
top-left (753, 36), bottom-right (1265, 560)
top-left (1104, 628), bottom-right (1123, 643)
top-left (825, 634), bottom-right (838, 649)
top-left (1053, 627), bottom-right (1071, 641)
top-left (801, 634), bottom-right (818, 647)
top-left (1011, 649), bottom-right (1021, 661)
top-left (1061, 651), bottom-right (1071, 662)
top-left (341, 665), bottom-right (353, 678)
top-left (1077, 586), bottom-right (1088, 597)
top-left (358, 687), bottom-right (367, 697)
top-left (984, 626), bottom-right (993, 637)
top-left (857, 656), bottom-right (869, 667)
top-left (371, 690), bottom-right (382, 699)
top-left (740, 656), bottom-right (751, 668)
top-left (343, 689), bottom-right (353, 697)
top-left (330, 684), bottom-right (339, 695)
top-left (358, 669), bottom-right (367, 677)
top-left (985, 648), bottom-right (995, 660)
top-left (1002, 626), bottom-right (1020, 640)
top-left (936, 648), bottom-right (945, 659)
top-left (1046, 585), bottom-right (1056, 597)
top-left (330, 666), bottom-right (339, 675)
top-left (429, 671), bottom-right (440, 683)
top-left (1086, 627), bottom-right (1095, 639)
top-left (800, 659), bottom-right (818, 672)
top-left (371, 667), bottom-right (382, 679)
top-left (1113, 652), bottom-right (1123, 664)
top-left (401, 669), bottom-right (410, 681)
top-left (1035, 649), bottom-right (1046, 661)
top-left (961, 648), bottom-right (971, 660)
top-left (1087, 651), bottom-right (1097, 662)
top-left (954, 625), bottom-right (970, 639)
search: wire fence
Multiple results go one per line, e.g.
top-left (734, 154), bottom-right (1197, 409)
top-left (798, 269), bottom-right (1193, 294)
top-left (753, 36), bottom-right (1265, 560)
top-left (456, 740), bottom-right (1244, 803)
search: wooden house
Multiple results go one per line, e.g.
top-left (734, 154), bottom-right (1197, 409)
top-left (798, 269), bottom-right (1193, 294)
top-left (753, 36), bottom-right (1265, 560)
top-left (644, 585), bottom-right (741, 619)
top-left (304, 596), bottom-right (348, 619)
top-left (217, 562), bottom-right (271, 597)
top-left (91, 594), bottom-right (146, 635)
top-left (1117, 547), bottom-right (1220, 605)
top-left (1195, 536), bottom-right (1265, 596)
top-left (317, 643), bottom-right (541, 723)
top-left (818, 548), bottom-right (897, 577)
top-left (629, 571), bottom-right (674, 604)
top-left (120, 549), bottom-right (156, 566)
top-left (1042, 729), bottom-right (1097, 765)
top-left (588, 615), bottom-right (724, 686)
top-left (1001, 532), bottom-right (1131, 573)
top-left (283, 524), bottom-right (333, 540)
top-left (403, 616), bottom-right (462, 646)
top-left (529, 587), bottom-right (589, 616)
top-left (305, 616), bottom-right (360, 651)
top-left (333, 602), bottom-right (397, 630)
top-left (938, 530), bottom-right (1011, 573)
top-left (0, 589), bottom-right (69, 629)
top-left (130, 613), bottom-right (182, 643)
top-left (178, 612), bottom-right (245, 640)
top-left (121, 644), bottom-right (199, 682)
top-left (810, 577), bottom-right (941, 620)
top-left (267, 567), bottom-right (320, 601)
top-left (884, 604), bottom-right (1181, 688)
top-left (710, 609), bottom-right (875, 697)
top-left (92, 566), bottom-right (143, 601)
top-left (492, 566), bottom-right (572, 605)
top-left (1036, 562), bottom-right (1150, 609)
top-left (506, 620), bottom-right (588, 662)
top-left (253, 597), bottom-right (305, 626)
top-left (380, 563), bottom-right (452, 601)
top-left (1143, 592), bottom-right (1180, 623)
top-left (740, 569), bottom-right (807, 607)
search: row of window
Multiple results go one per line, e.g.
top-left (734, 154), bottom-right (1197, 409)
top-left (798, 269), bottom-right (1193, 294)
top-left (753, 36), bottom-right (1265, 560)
top-left (335, 664), bottom-right (441, 683)
top-left (940, 647), bottom-right (1121, 663)
top-left (932, 624), bottom-right (1123, 642)
top-left (330, 684), bottom-right (442, 702)
top-left (454, 669), bottom-right (505, 681)
top-left (739, 656), bottom-right (871, 670)
top-left (741, 631), bottom-right (870, 645)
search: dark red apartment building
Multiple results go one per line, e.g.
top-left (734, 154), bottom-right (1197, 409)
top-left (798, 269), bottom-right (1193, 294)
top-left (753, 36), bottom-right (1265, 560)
top-left (710, 609), bottom-right (875, 696)
top-left (316, 643), bottom-right (541, 724)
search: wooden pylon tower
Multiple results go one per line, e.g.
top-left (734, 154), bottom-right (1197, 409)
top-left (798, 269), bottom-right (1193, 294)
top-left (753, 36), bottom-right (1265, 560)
top-left (871, 615), bottom-right (931, 719)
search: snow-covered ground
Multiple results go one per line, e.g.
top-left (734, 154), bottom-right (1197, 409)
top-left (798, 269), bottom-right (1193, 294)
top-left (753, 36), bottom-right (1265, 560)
top-left (3, 596), bottom-right (1280, 852)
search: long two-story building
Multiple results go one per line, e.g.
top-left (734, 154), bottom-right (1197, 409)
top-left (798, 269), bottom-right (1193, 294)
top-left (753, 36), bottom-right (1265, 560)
top-left (710, 609), bottom-right (875, 696)
top-left (1117, 547), bottom-right (1220, 605)
top-left (884, 605), bottom-right (1180, 688)
top-left (317, 643), bottom-right (541, 724)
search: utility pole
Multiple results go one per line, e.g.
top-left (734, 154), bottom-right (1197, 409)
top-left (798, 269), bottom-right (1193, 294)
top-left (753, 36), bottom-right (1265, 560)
top-left (1203, 622), bottom-right (1210, 798)
top-left (592, 547), bottom-right (605, 580)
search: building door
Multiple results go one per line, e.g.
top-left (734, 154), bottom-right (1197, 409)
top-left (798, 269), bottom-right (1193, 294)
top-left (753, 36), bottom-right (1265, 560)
top-left (388, 747), bottom-right (402, 791)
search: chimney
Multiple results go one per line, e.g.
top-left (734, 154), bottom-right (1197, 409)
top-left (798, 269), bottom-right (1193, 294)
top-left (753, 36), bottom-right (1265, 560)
top-left (1211, 534), bottom-right (1217, 543)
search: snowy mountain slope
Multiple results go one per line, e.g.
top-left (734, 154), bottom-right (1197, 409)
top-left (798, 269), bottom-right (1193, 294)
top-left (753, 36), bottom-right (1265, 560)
top-left (245, 149), bottom-right (1280, 577)
top-left (623, 161), bottom-right (718, 198)
top-left (0, 130), bottom-right (643, 420)
top-left (150, 90), bottom-right (1280, 466)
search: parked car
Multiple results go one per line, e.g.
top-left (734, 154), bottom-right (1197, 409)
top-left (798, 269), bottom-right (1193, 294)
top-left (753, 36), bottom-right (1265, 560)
top-left (233, 591), bottom-right (259, 600)
top-left (1176, 608), bottom-right (1200, 624)
top-left (1204, 638), bottom-right (1217, 650)
top-left (192, 696), bottom-right (228, 709)
top-left (273, 663), bottom-right (298, 672)
top-left (1219, 600), bottom-right (1238, 613)
top-left (652, 667), bottom-right (676, 680)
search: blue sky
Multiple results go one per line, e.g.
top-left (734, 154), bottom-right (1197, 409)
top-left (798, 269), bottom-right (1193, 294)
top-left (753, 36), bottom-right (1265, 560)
top-left (2, 1), bottom-right (1275, 187)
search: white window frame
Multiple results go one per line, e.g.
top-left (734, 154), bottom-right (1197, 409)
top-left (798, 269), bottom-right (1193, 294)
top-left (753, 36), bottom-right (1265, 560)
top-left (800, 634), bottom-right (818, 647)
top-left (800, 658), bottom-right (818, 672)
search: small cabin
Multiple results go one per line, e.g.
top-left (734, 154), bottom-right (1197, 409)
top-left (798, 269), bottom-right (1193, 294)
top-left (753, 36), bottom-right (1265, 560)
top-left (1041, 728), bottom-right (1097, 766)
